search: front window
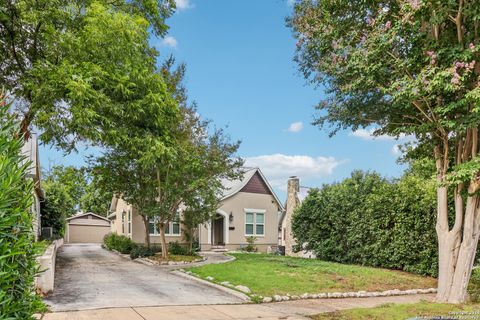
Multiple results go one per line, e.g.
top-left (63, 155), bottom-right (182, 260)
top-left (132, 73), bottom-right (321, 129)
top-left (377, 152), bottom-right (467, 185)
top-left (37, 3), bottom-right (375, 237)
top-left (245, 211), bottom-right (265, 236)
top-left (149, 213), bottom-right (181, 236)
top-left (121, 212), bottom-right (125, 234)
top-left (127, 209), bottom-right (132, 234)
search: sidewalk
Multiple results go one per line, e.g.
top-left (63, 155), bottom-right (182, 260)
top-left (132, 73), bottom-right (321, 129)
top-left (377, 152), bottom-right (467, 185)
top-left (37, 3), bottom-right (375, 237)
top-left (39, 294), bottom-right (435, 320)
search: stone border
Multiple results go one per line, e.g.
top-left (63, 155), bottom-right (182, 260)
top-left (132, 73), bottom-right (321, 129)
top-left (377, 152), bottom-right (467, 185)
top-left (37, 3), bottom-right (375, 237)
top-left (35, 239), bottom-right (64, 295)
top-left (172, 270), bottom-right (251, 302)
top-left (141, 255), bottom-right (206, 266)
top-left (261, 288), bottom-right (437, 303)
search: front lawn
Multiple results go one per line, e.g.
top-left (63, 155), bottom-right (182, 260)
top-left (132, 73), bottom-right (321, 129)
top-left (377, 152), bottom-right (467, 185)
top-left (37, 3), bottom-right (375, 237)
top-left (311, 301), bottom-right (480, 320)
top-left (185, 253), bottom-right (436, 296)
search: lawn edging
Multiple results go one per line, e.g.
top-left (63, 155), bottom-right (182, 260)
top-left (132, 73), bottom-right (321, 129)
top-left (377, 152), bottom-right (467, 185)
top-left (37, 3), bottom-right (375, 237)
top-left (171, 270), bottom-right (251, 302)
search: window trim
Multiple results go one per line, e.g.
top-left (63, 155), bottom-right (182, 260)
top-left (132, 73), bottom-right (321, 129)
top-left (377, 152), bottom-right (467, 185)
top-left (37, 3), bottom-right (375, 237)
top-left (148, 213), bottom-right (181, 237)
top-left (244, 209), bottom-right (265, 237)
top-left (127, 209), bottom-right (132, 235)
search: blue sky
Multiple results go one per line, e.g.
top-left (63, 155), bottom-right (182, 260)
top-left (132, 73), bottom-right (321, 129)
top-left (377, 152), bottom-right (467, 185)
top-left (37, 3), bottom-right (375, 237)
top-left (40, 0), bottom-right (408, 201)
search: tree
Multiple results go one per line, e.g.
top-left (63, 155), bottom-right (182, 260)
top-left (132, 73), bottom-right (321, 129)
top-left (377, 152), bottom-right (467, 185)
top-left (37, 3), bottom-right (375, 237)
top-left (79, 177), bottom-right (112, 216)
top-left (0, 94), bottom-right (43, 318)
top-left (43, 165), bottom-right (87, 210)
top-left (41, 180), bottom-right (75, 237)
top-left (0, 0), bottom-right (176, 148)
top-left (143, 106), bottom-right (243, 259)
top-left (289, 0), bottom-right (480, 303)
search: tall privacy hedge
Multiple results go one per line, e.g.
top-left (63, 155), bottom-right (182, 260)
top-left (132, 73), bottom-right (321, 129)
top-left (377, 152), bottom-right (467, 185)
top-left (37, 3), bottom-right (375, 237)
top-left (292, 170), bottom-right (439, 277)
top-left (0, 99), bottom-right (43, 318)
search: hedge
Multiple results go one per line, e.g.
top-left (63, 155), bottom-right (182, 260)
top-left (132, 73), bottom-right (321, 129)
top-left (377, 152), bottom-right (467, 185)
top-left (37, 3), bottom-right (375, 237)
top-left (0, 100), bottom-right (44, 318)
top-left (292, 170), bottom-right (439, 276)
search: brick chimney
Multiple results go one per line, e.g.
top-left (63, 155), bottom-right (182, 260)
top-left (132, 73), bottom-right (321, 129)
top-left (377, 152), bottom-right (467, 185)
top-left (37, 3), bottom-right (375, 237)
top-left (284, 176), bottom-right (299, 256)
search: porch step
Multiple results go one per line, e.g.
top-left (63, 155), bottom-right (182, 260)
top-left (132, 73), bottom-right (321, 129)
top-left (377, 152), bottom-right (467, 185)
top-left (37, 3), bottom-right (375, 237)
top-left (211, 246), bottom-right (228, 252)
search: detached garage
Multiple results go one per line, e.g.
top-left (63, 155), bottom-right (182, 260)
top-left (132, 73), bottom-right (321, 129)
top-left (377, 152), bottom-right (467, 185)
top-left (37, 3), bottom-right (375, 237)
top-left (65, 212), bottom-right (111, 243)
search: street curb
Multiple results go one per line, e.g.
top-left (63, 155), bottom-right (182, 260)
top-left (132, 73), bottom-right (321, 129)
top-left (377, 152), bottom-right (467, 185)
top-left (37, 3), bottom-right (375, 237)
top-left (171, 270), bottom-right (250, 302)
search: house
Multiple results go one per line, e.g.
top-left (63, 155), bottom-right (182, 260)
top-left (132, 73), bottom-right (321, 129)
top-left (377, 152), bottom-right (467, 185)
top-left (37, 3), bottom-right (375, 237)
top-left (108, 167), bottom-right (284, 252)
top-left (21, 134), bottom-right (44, 241)
top-left (278, 176), bottom-right (315, 258)
top-left (65, 212), bottom-right (111, 243)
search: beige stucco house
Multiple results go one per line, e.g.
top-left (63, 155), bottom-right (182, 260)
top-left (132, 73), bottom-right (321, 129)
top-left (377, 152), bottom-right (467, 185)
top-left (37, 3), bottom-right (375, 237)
top-left (108, 167), bottom-right (284, 252)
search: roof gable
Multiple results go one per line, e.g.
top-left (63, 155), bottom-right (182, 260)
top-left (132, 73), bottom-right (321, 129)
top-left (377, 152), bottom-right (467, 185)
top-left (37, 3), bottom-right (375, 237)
top-left (240, 171), bottom-right (272, 195)
top-left (67, 212), bottom-right (110, 222)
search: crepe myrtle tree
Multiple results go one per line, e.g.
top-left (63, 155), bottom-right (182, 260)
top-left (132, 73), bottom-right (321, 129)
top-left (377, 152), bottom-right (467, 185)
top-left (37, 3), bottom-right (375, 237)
top-left (0, 0), bottom-right (175, 148)
top-left (142, 107), bottom-right (243, 259)
top-left (289, 0), bottom-right (480, 303)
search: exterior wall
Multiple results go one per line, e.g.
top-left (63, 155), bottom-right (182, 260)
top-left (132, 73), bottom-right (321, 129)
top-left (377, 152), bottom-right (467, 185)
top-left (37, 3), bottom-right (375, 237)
top-left (112, 198), bottom-right (186, 245)
top-left (199, 191), bottom-right (281, 252)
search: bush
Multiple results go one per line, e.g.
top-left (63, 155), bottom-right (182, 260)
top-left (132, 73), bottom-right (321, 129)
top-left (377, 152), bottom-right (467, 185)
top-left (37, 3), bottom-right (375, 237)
top-left (244, 236), bottom-right (257, 252)
top-left (168, 241), bottom-right (188, 255)
top-left (129, 245), bottom-right (159, 260)
top-left (103, 233), bottom-right (135, 254)
top-left (0, 99), bottom-right (44, 318)
top-left (293, 170), bottom-right (439, 276)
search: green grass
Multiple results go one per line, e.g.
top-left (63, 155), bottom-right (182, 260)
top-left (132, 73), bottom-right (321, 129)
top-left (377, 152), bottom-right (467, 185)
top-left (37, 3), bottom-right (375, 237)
top-left (186, 253), bottom-right (436, 296)
top-left (311, 301), bottom-right (480, 319)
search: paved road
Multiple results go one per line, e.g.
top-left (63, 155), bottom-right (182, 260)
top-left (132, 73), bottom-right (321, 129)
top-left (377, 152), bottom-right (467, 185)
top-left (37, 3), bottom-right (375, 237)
top-left (40, 294), bottom-right (436, 319)
top-left (44, 244), bottom-right (242, 311)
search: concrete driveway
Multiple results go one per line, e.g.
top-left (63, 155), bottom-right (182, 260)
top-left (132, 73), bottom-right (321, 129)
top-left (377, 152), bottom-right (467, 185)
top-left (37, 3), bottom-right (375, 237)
top-left (44, 244), bottom-right (242, 311)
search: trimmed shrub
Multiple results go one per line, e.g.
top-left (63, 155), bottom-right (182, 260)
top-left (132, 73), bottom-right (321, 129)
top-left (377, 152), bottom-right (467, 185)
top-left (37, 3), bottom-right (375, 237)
top-left (168, 241), bottom-right (188, 255)
top-left (0, 98), bottom-right (44, 318)
top-left (468, 268), bottom-right (480, 302)
top-left (103, 233), bottom-right (135, 254)
top-left (129, 245), bottom-right (159, 259)
top-left (292, 170), bottom-right (439, 276)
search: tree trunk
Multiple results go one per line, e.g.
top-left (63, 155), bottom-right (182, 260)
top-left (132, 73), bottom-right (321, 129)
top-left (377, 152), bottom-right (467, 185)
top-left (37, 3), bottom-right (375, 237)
top-left (436, 184), bottom-right (480, 303)
top-left (142, 215), bottom-right (151, 248)
top-left (158, 222), bottom-right (168, 259)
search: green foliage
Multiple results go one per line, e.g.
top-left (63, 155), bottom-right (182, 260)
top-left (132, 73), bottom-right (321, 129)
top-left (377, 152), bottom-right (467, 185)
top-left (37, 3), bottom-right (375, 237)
top-left (293, 170), bottom-right (439, 276)
top-left (168, 241), bottom-right (189, 256)
top-left (129, 245), bottom-right (159, 260)
top-left (103, 233), bottom-right (135, 254)
top-left (0, 0), bottom-right (176, 150)
top-left (0, 97), bottom-right (44, 318)
top-left (468, 268), bottom-right (480, 302)
top-left (243, 236), bottom-right (258, 253)
top-left (41, 180), bottom-right (75, 237)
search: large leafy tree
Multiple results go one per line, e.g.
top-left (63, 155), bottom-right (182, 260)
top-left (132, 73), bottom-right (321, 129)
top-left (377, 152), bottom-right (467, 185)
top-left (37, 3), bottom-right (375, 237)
top-left (0, 0), bottom-right (176, 148)
top-left (290, 0), bottom-right (480, 303)
top-left (41, 180), bottom-right (75, 237)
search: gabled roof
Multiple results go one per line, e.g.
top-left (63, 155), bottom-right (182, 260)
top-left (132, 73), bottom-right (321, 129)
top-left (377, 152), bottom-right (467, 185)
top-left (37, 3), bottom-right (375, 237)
top-left (67, 212), bottom-right (110, 222)
top-left (221, 167), bottom-right (284, 211)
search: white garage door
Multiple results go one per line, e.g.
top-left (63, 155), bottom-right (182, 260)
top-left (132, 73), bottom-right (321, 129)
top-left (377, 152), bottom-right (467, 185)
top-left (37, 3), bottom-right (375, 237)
top-left (68, 224), bottom-right (111, 243)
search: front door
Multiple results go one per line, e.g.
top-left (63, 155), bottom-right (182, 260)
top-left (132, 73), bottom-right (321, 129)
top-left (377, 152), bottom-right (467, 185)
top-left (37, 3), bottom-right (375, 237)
top-left (212, 214), bottom-right (224, 246)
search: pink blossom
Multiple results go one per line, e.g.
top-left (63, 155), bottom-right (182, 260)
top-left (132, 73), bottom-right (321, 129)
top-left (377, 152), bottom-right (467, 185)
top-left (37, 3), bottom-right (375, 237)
top-left (470, 43), bottom-right (475, 50)
top-left (451, 77), bottom-right (460, 85)
top-left (426, 51), bottom-right (434, 57)
top-left (385, 21), bottom-right (392, 30)
top-left (409, 0), bottom-right (420, 9)
top-left (470, 61), bottom-right (476, 69)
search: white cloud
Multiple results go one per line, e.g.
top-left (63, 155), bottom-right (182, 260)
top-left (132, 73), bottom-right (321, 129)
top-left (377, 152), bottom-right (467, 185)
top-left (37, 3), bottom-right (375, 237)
top-left (391, 144), bottom-right (402, 156)
top-left (161, 36), bottom-right (178, 48)
top-left (175, 0), bottom-right (194, 10)
top-left (287, 121), bottom-right (304, 133)
top-left (244, 154), bottom-right (341, 189)
top-left (350, 128), bottom-right (408, 141)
